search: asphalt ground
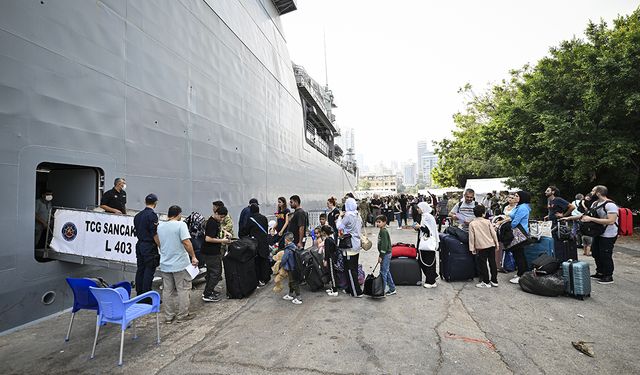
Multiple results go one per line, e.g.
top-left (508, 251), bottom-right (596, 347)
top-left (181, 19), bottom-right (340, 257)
top-left (1, 223), bottom-right (639, 375)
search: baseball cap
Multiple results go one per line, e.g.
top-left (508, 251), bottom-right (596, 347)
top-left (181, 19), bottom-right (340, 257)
top-left (249, 198), bottom-right (259, 205)
top-left (145, 193), bottom-right (158, 203)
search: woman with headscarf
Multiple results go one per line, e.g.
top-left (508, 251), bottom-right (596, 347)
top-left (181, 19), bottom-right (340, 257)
top-left (337, 197), bottom-right (363, 297)
top-left (506, 191), bottom-right (531, 284)
top-left (415, 202), bottom-right (440, 288)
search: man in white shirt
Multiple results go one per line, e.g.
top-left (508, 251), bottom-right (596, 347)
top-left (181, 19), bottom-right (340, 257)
top-left (449, 189), bottom-right (478, 231)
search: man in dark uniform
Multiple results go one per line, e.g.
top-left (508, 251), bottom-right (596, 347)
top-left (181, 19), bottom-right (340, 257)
top-left (100, 177), bottom-right (127, 214)
top-left (133, 193), bottom-right (160, 298)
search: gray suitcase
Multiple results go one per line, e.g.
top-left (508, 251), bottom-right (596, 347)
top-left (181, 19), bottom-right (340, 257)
top-left (562, 260), bottom-right (591, 300)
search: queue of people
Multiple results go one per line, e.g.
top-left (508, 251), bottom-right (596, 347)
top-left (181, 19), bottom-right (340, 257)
top-left (101, 181), bottom-right (624, 320)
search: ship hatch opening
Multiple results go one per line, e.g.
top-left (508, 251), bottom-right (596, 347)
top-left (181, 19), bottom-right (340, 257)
top-left (35, 162), bottom-right (103, 262)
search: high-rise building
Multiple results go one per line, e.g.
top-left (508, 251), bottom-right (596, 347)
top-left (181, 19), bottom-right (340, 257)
top-left (403, 162), bottom-right (417, 186)
top-left (421, 152), bottom-right (439, 187)
top-left (417, 139), bottom-right (429, 180)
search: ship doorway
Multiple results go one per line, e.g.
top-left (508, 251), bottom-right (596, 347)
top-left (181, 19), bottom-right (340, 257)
top-left (35, 162), bottom-right (104, 261)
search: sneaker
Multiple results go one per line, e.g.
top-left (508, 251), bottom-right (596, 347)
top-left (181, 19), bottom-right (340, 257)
top-left (423, 283), bottom-right (437, 289)
top-left (490, 281), bottom-right (499, 287)
top-left (164, 317), bottom-right (175, 324)
top-left (282, 294), bottom-right (294, 301)
top-left (258, 281), bottom-right (266, 287)
top-left (386, 289), bottom-right (397, 296)
top-left (597, 276), bottom-right (614, 284)
top-left (325, 289), bottom-right (333, 293)
top-left (202, 293), bottom-right (222, 302)
top-left (291, 298), bottom-right (303, 305)
top-left (590, 273), bottom-right (604, 279)
top-left (176, 313), bottom-right (196, 323)
top-left (354, 294), bottom-right (364, 298)
top-left (509, 277), bottom-right (520, 284)
top-left (327, 291), bottom-right (339, 297)
top-left (476, 282), bottom-right (492, 288)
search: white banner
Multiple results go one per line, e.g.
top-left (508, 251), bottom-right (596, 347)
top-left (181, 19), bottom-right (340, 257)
top-left (50, 209), bottom-right (138, 264)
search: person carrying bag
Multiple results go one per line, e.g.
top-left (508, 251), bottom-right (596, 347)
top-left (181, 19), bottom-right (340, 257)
top-left (337, 198), bottom-right (364, 297)
top-left (415, 202), bottom-right (440, 288)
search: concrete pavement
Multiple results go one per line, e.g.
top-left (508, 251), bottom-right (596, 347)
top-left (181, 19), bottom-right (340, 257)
top-left (1, 223), bottom-right (639, 374)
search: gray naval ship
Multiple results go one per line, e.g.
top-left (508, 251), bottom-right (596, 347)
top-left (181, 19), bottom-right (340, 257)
top-left (0, 0), bottom-right (356, 333)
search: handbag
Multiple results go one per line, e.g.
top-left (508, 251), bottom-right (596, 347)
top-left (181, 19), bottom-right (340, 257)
top-left (418, 226), bottom-right (437, 251)
top-left (338, 233), bottom-right (352, 249)
top-left (361, 231), bottom-right (372, 251)
top-left (363, 263), bottom-right (385, 298)
top-left (505, 223), bottom-right (529, 249)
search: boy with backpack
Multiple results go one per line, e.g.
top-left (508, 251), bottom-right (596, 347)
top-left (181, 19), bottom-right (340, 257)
top-left (468, 205), bottom-right (500, 288)
top-left (280, 232), bottom-right (303, 304)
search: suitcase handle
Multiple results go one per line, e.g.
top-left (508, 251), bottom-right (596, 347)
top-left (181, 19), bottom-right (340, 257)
top-left (568, 261), bottom-right (575, 295)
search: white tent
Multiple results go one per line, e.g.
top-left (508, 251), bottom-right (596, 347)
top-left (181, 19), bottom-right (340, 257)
top-left (464, 178), bottom-right (516, 194)
top-left (418, 187), bottom-right (462, 197)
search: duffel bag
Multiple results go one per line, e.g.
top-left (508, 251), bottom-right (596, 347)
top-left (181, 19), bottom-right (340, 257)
top-left (363, 264), bottom-right (385, 298)
top-left (391, 243), bottom-right (417, 258)
top-left (531, 254), bottom-right (559, 275)
top-left (519, 271), bottom-right (565, 297)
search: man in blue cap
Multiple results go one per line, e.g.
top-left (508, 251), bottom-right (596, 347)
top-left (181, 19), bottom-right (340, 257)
top-left (133, 193), bottom-right (160, 299)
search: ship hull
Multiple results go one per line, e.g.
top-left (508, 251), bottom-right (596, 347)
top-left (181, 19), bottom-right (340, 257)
top-left (0, 0), bottom-right (355, 332)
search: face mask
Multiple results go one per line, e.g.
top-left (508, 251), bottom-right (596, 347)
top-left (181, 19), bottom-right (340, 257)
top-left (45, 195), bottom-right (53, 201)
top-left (122, 184), bottom-right (127, 190)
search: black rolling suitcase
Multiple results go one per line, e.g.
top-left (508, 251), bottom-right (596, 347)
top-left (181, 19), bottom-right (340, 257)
top-left (223, 257), bottom-right (258, 299)
top-left (223, 237), bottom-right (258, 299)
top-left (439, 233), bottom-right (476, 281)
top-left (389, 257), bottom-right (422, 285)
top-left (553, 238), bottom-right (578, 263)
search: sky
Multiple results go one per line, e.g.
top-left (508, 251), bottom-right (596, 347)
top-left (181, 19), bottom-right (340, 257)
top-left (281, 0), bottom-right (639, 169)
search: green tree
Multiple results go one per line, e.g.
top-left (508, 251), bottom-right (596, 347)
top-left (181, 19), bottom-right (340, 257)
top-left (358, 179), bottom-right (371, 190)
top-left (434, 8), bottom-right (640, 212)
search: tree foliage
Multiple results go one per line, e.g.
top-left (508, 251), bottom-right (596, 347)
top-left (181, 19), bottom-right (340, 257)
top-left (433, 8), bottom-right (640, 212)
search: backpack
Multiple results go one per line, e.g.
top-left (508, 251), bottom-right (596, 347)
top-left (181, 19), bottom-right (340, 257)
top-left (580, 201), bottom-right (608, 237)
top-left (496, 221), bottom-right (514, 246)
top-left (581, 201), bottom-right (626, 237)
top-left (184, 211), bottom-right (206, 238)
top-left (617, 208), bottom-right (633, 236)
top-left (531, 254), bottom-right (559, 275)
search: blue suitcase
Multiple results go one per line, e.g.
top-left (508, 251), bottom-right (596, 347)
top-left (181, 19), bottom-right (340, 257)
top-left (439, 233), bottom-right (476, 281)
top-left (524, 237), bottom-right (554, 270)
top-left (562, 260), bottom-right (591, 300)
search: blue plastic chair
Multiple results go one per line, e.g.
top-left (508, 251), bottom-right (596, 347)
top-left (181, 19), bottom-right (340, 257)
top-left (65, 278), bottom-right (132, 341)
top-left (89, 286), bottom-right (160, 366)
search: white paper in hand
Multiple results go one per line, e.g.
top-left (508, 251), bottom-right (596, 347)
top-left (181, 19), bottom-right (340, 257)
top-left (185, 264), bottom-right (200, 280)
